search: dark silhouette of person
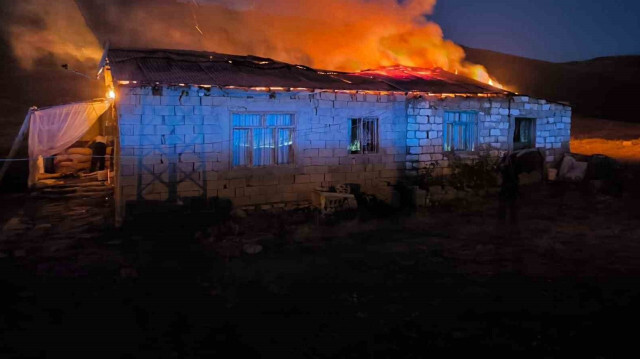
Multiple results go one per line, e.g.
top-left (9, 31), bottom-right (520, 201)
top-left (89, 136), bottom-right (107, 172)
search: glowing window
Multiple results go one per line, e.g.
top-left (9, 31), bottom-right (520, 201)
top-left (444, 111), bottom-right (477, 152)
top-left (349, 118), bottom-right (379, 154)
top-left (232, 113), bottom-right (294, 167)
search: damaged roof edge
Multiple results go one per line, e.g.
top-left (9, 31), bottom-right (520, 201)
top-left (105, 48), bottom-right (512, 96)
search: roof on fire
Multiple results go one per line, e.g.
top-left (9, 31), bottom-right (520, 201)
top-left (106, 48), bottom-right (509, 95)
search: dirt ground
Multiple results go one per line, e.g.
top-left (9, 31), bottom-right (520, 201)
top-left (2, 176), bottom-right (640, 358)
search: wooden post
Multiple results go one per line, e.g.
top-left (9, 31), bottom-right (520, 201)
top-left (0, 109), bottom-right (34, 185)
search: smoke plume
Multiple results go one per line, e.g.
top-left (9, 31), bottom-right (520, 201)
top-left (5, 0), bottom-right (497, 83)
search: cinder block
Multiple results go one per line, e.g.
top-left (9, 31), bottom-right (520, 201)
top-left (164, 116), bottom-right (185, 125)
top-left (174, 106), bottom-right (194, 115)
top-left (193, 106), bottom-right (214, 115)
top-left (164, 135), bottom-right (184, 145)
top-left (200, 125), bottom-right (222, 133)
top-left (185, 115), bottom-right (204, 124)
top-left (161, 96), bottom-right (181, 106)
top-left (175, 125), bottom-right (194, 135)
top-left (203, 115), bottom-right (219, 124)
top-left (154, 106), bottom-right (175, 116)
top-left (119, 114), bottom-right (141, 124)
top-left (295, 174), bottom-right (311, 183)
top-left (303, 149), bottom-right (319, 158)
top-left (120, 136), bottom-right (140, 146)
top-left (185, 134), bottom-right (205, 144)
top-left (140, 96), bottom-right (160, 106)
top-left (141, 115), bottom-right (163, 125)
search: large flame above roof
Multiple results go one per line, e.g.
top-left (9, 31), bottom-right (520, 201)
top-left (6, 0), bottom-right (503, 88)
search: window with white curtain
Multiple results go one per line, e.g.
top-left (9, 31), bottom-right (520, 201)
top-left (232, 113), bottom-right (294, 167)
top-left (443, 111), bottom-right (478, 152)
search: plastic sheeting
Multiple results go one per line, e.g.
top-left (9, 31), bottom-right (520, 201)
top-left (28, 100), bottom-right (111, 159)
top-left (28, 100), bottom-right (111, 185)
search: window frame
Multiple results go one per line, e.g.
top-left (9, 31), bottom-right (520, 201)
top-left (443, 111), bottom-right (478, 152)
top-left (231, 112), bottom-right (296, 168)
top-left (348, 117), bottom-right (379, 155)
top-left (513, 117), bottom-right (536, 151)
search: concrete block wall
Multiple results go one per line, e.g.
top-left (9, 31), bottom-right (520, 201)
top-left (405, 95), bottom-right (571, 175)
top-left (116, 86), bottom-right (408, 206)
top-left (116, 86), bottom-right (571, 207)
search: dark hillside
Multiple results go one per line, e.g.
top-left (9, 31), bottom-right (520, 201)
top-left (464, 46), bottom-right (640, 122)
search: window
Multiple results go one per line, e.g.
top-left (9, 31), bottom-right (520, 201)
top-left (349, 118), bottom-right (378, 154)
top-left (444, 111), bottom-right (477, 152)
top-left (513, 117), bottom-right (534, 150)
top-left (232, 113), bottom-right (294, 167)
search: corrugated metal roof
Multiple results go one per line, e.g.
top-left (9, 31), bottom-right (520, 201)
top-left (107, 48), bottom-right (509, 94)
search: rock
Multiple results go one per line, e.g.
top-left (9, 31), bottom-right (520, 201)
top-left (243, 243), bottom-right (263, 255)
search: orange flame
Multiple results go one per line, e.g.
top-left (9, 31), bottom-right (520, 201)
top-left (7, 0), bottom-right (502, 88)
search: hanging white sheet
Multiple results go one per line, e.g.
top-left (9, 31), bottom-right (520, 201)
top-left (28, 100), bottom-right (111, 159)
top-left (27, 100), bottom-right (111, 185)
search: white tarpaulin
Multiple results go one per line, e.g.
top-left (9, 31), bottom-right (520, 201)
top-left (27, 100), bottom-right (111, 185)
top-left (28, 100), bottom-right (111, 159)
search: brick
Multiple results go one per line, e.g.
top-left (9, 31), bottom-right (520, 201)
top-left (120, 136), bottom-right (140, 146)
top-left (155, 125), bottom-right (174, 135)
top-left (303, 149), bottom-right (319, 158)
top-left (161, 96), bottom-right (181, 106)
top-left (180, 96), bottom-right (201, 106)
top-left (119, 125), bottom-right (134, 136)
top-left (140, 95), bottom-right (161, 105)
top-left (199, 125), bottom-right (222, 133)
top-left (141, 115), bottom-right (163, 125)
top-left (164, 135), bottom-right (184, 145)
top-left (185, 115), bottom-right (204, 124)
top-left (193, 106), bottom-right (214, 115)
top-left (310, 173), bottom-right (324, 182)
top-left (174, 105), bottom-right (194, 115)
top-left (195, 144), bottom-right (214, 153)
top-left (319, 149), bottom-right (333, 158)
top-left (184, 134), bottom-right (205, 144)
top-left (175, 125), bottom-right (194, 135)
top-left (203, 115), bottom-right (219, 124)
top-left (154, 106), bottom-right (175, 116)
top-left (137, 125), bottom-right (155, 135)
top-left (204, 134), bottom-right (223, 143)
top-left (295, 174), bottom-right (311, 183)
top-left (180, 153), bottom-right (201, 163)
top-left (164, 116), bottom-right (185, 125)
top-left (119, 114), bottom-right (141, 124)
top-left (119, 104), bottom-right (144, 115)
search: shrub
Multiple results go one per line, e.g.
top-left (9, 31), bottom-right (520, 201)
top-left (447, 154), bottom-right (499, 192)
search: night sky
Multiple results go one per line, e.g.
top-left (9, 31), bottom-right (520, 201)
top-left (430, 0), bottom-right (640, 62)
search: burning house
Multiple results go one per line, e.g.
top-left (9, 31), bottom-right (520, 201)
top-left (13, 47), bottom-right (571, 222)
top-left (103, 48), bottom-right (572, 217)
